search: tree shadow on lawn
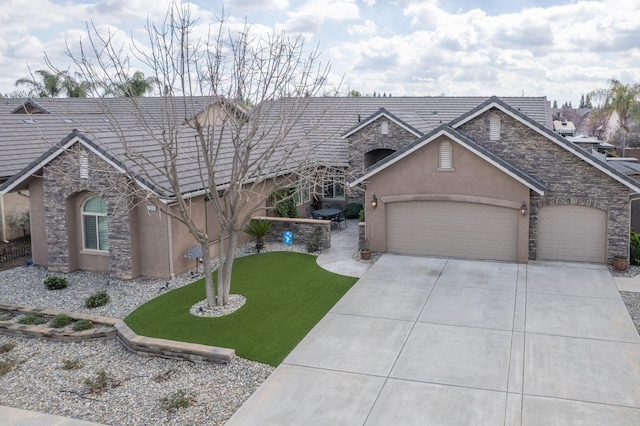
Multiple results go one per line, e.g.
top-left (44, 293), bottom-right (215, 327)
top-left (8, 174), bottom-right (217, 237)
top-left (124, 252), bottom-right (358, 366)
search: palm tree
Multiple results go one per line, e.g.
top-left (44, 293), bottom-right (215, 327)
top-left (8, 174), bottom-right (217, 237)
top-left (114, 71), bottom-right (159, 97)
top-left (15, 70), bottom-right (65, 97)
top-left (15, 70), bottom-right (92, 98)
top-left (591, 79), bottom-right (640, 131)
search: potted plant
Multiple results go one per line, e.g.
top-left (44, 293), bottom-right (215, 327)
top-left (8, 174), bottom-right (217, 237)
top-left (244, 219), bottom-right (273, 252)
top-left (360, 238), bottom-right (371, 260)
top-left (612, 254), bottom-right (629, 272)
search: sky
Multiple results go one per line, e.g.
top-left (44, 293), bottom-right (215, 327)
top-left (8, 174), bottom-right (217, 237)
top-left (1, 0), bottom-right (639, 106)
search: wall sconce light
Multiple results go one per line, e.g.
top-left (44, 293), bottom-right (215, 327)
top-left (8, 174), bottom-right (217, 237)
top-left (520, 202), bottom-right (528, 216)
top-left (371, 194), bottom-right (378, 209)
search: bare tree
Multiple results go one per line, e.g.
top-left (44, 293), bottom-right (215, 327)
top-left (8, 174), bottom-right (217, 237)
top-left (67, 2), bottom-right (337, 306)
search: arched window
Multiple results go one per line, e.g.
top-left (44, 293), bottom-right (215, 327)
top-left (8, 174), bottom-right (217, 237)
top-left (82, 197), bottom-right (108, 251)
top-left (439, 141), bottom-right (453, 169)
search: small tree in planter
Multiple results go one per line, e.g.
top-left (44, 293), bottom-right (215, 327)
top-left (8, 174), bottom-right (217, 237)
top-left (244, 219), bottom-right (273, 252)
top-left (360, 239), bottom-right (371, 260)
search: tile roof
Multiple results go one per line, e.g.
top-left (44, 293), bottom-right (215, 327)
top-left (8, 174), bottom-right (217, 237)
top-left (0, 95), bottom-right (552, 197)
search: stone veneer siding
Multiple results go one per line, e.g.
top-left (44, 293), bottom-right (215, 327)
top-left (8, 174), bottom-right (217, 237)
top-left (347, 118), bottom-right (418, 176)
top-left (44, 144), bottom-right (135, 278)
top-left (457, 110), bottom-right (631, 261)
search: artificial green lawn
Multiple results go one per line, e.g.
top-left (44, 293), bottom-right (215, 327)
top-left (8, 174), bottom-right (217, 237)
top-left (124, 252), bottom-right (358, 366)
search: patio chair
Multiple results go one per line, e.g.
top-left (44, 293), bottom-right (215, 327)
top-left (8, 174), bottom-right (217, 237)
top-left (332, 211), bottom-right (347, 230)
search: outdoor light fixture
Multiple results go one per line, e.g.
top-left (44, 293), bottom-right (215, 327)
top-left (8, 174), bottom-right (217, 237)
top-left (371, 194), bottom-right (378, 209)
top-left (520, 202), bottom-right (528, 216)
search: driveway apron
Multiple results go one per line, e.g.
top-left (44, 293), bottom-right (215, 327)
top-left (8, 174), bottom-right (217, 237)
top-left (226, 255), bottom-right (640, 425)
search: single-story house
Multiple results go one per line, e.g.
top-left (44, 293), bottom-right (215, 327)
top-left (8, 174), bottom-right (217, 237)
top-left (1, 95), bottom-right (638, 279)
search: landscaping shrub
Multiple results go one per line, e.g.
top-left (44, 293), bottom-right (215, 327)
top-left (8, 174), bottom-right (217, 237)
top-left (51, 314), bottom-right (73, 328)
top-left (44, 276), bottom-right (68, 290)
top-left (17, 315), bottom-right (47, 325)
top-left (160, 389), bottom-right (195, 413)
top-left (268, 188), bottom-right (298, 218)
top-left (84, 369), bottom-right (116, 394)
top-left (85, 291), bottom-right (110, 308)
top-left (343, 203), bottom-right (363, 219)
top-left (306, 226), bottom-right (323, 252)
top-left (631, 229), bottom-right (640, 266)
top-left (61, 358), bottom-right (84, 370)
top-left (0, 359), bottom-right (16, 377)
top-left (358, 208), bottom-right (365, 222)
top-left (73, 319), bottom-right (94, 331)
top-left (0, 343), bottom-right (15, 354)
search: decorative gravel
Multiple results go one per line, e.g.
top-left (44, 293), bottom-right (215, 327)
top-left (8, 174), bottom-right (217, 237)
top-left (190, 295), bottom-right (246, 318)
top-left (0, 241), bottom-right (310, 425)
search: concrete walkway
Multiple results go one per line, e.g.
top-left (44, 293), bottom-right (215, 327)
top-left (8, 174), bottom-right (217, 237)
top-left (316, 219), bottom-right (372, 278)
top-left (227, 256), bottom-right (640, 425)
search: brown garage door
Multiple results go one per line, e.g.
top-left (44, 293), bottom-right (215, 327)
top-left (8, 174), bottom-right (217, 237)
top-left (387, 201), bottom-right (518, 261)
top-left (537, 205), bottom-right (606, 263)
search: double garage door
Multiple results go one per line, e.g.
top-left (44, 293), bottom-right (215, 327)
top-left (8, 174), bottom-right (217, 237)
top-left (386, 201), bottom-right (607, 263)
top-left (387, 201), bottom-right (519, 261)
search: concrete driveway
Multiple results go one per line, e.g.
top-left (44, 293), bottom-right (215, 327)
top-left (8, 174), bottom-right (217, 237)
top-left (227, 255), bottom-right (640, 425)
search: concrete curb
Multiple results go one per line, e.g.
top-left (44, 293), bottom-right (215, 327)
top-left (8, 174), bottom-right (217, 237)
top-left (0, 303), bottom-right (234, 364)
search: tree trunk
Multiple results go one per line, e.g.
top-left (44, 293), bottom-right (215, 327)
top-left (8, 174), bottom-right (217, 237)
top-left (216, 229), bottom-right (238, 306)
top-left (201, 241), bottom-right (216, 307)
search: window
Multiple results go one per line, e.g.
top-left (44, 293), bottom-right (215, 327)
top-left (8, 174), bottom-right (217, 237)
top-left (439, 141), bottom-right (453, 170)
top-left (323, 177), bottom-right (345, 200)
top-left (381, 120), bottom-right (389, 135)
top-left (82, 197), bottom-right (108, 251)
top-left (295, 180), bottom-right (311, 205)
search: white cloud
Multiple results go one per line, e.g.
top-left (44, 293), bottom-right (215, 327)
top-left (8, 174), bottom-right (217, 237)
top-left (348, 19), bottom-right (378, 36)
top-left (282, 0), bottom-right (360, 35)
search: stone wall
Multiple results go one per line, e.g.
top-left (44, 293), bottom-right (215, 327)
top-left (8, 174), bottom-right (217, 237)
top-left (253, 216), bottom-right (332, 250)
top-left (457, 110), bottom-right (631, 260)
top-left (43, 144), bottom-right (135, 278)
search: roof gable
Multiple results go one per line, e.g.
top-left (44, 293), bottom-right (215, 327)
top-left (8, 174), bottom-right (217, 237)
top-left (0, 130), bottom-right (161, 196)
top-left (341, 107), bottom-right (423, 139)
top-left (349, 124), bottom-right (546, 195)
top-left (448, 96), bottom-right (640, 193)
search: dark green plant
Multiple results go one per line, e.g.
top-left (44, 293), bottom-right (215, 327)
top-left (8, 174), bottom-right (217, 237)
top-left (84, 369), bottom-right (116, 394)
top-left (44, 276), bottom-right (68, 290)
top-left (631, 228), bottom-right (640, 265)
top-left (244, 219), bottom-right (273, 252)
top-left (306, 226), bottom-right (323, 253)
top-left (85, 291), bottom-right (110, 308)
top-left (160, 389), bottom-right (195, 413)
top-left (17, 315), bottom-right (47, 325)
top-left (358, 208), bottom-right (365, 222)
top-left (61, 358), bottom-right (84, 370)
top-left (268, 188), bottom-right (298, 218)
top-left (51, 314), bottom-right (73, 328)
top-left (0, 343), bottom-right (15, 354)
top-left (73, 319), bottom-right (94, 331)
top-left (343, 203), bottom-right (363, 219)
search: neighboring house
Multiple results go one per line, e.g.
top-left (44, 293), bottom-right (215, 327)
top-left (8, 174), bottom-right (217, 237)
top-left (1, 95), bottom-right (637, 278)
top-left (349, 97), bottom-right (640, 264)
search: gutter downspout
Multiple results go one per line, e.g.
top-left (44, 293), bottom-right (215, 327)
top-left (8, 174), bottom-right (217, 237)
top-left (0, 194), bottom-right (6, 242)
top-left (167, 209), bottom-right (174, 279)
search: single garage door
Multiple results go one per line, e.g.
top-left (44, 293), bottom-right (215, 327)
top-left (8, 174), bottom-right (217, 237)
top-left (387, 201), bottom-right (518, 261)
top-left (537, 205), bottom-right (606, 263)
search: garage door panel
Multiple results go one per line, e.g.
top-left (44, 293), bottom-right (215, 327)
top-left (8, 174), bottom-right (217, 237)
top-left (537, 205), bottom-right (606, 263)
top-left (387, 201), bottom-right (518, 261)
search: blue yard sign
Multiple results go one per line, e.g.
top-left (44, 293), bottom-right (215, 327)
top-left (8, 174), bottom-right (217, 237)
top-left (283, 231), bottom-right (293, 245)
